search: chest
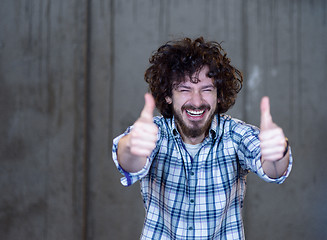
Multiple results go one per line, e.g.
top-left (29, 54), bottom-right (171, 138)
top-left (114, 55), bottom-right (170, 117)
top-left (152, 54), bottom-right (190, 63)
top-left (149, 138), bottom-right (242, 190)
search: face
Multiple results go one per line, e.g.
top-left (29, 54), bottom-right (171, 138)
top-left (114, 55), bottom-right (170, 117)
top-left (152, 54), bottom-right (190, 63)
top-left (166, 66), bottom-right (218, 144)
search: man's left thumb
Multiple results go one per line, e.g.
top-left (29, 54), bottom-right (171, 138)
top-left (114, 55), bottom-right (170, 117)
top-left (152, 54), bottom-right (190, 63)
top-left (260, 96), bottom-right (273, 130)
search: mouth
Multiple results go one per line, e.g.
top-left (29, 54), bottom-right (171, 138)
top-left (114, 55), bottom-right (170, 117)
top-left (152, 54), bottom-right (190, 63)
top-left (185, 109), bottom-right (205, 117)
top-left (184, 108), bottom-right (208, 120)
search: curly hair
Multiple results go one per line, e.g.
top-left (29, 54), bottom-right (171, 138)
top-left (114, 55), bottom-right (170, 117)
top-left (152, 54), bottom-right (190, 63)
top-left (144, 37), bottom-right (243, 118)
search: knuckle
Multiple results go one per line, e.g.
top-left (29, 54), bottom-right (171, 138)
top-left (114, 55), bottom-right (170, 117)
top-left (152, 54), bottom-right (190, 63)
top-left (150, 142), bottom-right (156, 149)
top-left (129, 138), bottom-right (137, 147)
top-left (130, 147), bottom-right (138, 155)
top-left (130, 130), bottom-right (138, 139)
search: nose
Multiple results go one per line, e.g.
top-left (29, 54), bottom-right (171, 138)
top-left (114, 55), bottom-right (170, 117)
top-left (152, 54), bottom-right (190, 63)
top-left (190, 91), bottom-right (203, 107)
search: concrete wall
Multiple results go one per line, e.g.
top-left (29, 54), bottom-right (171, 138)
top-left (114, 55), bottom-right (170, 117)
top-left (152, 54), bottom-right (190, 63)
top-left (1, 0), bottom-right (326, 239)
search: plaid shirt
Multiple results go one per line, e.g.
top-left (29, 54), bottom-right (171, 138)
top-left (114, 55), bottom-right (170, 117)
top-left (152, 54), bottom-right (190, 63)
top-left (112, 115), bottom-right (293, 240)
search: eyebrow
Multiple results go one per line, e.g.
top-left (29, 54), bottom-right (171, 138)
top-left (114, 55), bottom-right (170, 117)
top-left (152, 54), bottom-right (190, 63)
top-left (176, 85), bottom-right (191, 89)
top-left (202, 84), bottom-right (215, 89)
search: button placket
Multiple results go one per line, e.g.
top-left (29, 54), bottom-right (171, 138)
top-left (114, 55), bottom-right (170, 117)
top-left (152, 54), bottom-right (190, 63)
top-left (187, 165), bottom-right (197, 237)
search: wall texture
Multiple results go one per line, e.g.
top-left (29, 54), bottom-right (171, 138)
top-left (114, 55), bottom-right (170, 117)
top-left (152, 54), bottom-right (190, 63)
top-left (1, 0), bottom-right (326, 239)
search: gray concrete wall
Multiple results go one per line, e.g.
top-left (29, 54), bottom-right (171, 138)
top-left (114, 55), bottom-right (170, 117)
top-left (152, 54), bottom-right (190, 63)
top-left (1, 0), bottom-right (326, 239)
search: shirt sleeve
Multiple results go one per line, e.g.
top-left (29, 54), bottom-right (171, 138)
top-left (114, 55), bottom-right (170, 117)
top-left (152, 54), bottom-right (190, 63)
top-left (112, 125), bottom-right (159, 187)
top-left (236, 124), bottom-right (293, 184)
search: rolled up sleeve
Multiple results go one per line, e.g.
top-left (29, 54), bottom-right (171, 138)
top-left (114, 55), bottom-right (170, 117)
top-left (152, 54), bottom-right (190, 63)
top-left (112, 126), bottom-right (157, 186)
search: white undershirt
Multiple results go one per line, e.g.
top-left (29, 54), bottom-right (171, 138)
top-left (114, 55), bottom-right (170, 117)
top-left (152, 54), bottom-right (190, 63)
top-left (184, 143), bottom-right (202, 159)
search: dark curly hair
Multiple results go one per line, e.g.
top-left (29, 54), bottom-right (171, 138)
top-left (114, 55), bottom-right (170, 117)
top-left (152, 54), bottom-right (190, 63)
top-left (144, 37), bottom-right (243, 118)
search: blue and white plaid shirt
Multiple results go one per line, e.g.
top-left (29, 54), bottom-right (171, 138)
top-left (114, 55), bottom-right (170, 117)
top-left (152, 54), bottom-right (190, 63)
top-left (112, 115), bottom-right (293, 239)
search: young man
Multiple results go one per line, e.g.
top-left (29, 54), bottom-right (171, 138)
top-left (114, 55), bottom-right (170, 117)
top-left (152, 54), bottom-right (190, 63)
top-left (112, 37), bottom-right (292, 239)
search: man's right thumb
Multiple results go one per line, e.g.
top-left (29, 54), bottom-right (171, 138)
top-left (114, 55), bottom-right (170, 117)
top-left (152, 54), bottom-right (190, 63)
top-left (141, 93), bottom-right (155, 119)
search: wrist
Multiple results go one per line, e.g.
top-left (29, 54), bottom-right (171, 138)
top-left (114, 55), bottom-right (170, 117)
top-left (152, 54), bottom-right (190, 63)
top-left (278, 137), bottom-right (289, 161)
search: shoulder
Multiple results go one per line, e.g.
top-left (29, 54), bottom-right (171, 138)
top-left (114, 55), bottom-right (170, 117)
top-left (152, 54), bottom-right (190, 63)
top-left (219, 114), bottom-right (260, 139)
top-left (153, 115), bottom-right (165, 125)
top-left (153, 116), bottom-right (172, 138)
top-left (153, 115), bottom-right (169, 128)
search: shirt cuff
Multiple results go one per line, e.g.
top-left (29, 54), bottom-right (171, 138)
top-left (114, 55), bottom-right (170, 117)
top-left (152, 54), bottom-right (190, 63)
top-left (257, 147), bottom-right (293, 184)
top-left (119, 157), bottom-right (151, 186)
top-left (112, 128), bottom-right (152, 187)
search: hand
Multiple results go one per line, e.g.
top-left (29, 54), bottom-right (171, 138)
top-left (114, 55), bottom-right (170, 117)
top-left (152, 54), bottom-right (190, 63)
top-left (128, 93), bottom-right (159, 157)
top-left (259, 96), bottom-right (287, 162)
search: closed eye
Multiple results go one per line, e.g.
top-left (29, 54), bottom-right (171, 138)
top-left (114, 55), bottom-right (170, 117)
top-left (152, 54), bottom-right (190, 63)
top-left (177, 86), bottom-right (191, 92)
top-left (202, 86), bottom-right (215, 92)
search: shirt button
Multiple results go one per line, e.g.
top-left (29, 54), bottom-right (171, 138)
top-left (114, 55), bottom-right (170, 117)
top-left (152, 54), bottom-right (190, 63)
top-left (190, 199), bottom-right (194, 203)
top-left (190, 172), bottom-right (195, 176)
top-left (188, 226), bottom-right (193, 230)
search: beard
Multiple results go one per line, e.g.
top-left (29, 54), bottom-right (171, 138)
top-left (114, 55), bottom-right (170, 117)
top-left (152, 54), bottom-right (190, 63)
top-left (173, 104), bottom-right (217, 139)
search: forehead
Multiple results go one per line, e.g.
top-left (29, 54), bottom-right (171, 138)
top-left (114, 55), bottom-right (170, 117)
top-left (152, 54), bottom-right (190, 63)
top-left (176, 66), bottom-right (214, 87)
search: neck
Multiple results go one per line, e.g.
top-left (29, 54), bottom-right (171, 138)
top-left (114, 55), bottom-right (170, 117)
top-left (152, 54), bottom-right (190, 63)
top-left (182, 134), bottom-right (205, 145)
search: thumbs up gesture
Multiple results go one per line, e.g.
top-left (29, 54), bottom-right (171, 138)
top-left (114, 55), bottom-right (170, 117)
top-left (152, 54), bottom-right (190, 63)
top-left (259, 97), bottom-right (287, 162)
top-left (128, 93), bottom-right (159, 157)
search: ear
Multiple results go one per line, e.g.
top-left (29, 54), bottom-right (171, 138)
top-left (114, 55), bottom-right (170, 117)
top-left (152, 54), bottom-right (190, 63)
top-left (165, 96), bottom-right (172, 104)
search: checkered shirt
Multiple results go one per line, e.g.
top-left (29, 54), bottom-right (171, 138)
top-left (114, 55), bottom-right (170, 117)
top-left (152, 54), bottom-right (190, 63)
top-left (112, 115), bottom-right (293, 239)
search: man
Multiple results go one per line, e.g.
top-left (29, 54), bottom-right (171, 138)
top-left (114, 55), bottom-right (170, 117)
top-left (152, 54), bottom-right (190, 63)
top-left (112, 37), bottom-right (292, 239)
